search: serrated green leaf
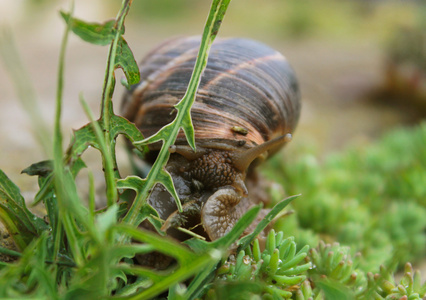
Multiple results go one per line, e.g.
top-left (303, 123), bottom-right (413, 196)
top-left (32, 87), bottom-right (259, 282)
top-left (21, 160), bottom-right (53, 177)
top-left (30, 158), bottom-right (86, 207)
top-left (116, 176), bottom-right (165, 229)
top-left (117, 176), bottom-right (147, 192)
top-left (0, 170), bottom-right (27, 206)
top-left (109, 114), bottom-right (148, 155)
top-left (145, 207), bottom-right (164, 234)
top-left (67, 114), bottom-right (144, 205)
top-left (172, 0), bottom-right (231, 152)
top-left (110, 115), bottom-right (144, 143)
top-left (180, 111), bottom-right (196, 151)
top-left (66, 123), bottom-right (100, 163)
top-left (115, 37), bottom-right (140, 88)
top-left (157, 170), bottom-right (182, 212)
top-left (65, 115), bottom-right (146, 177)
top-left (60, 12), bottom-right (121, 46)
top-left (122, 0), bottom-right (232, 226)
top-left (134, 122), bottom-right (173, 146)
top-left (80, 97), bottom-right (119, 205)
top-left (238, 195), bottom-right (299, 251)
top-left (71, 157), bottom-right (87, 177)
top-left (0, 169), bottom-right (48, 250)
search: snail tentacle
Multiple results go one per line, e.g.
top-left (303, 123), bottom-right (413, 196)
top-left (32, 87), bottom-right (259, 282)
top-left (231, 133), bottom-right (293, 172)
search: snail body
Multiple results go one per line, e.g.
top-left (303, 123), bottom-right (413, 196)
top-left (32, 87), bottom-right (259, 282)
top-left (122, 36), bottom-right (301, 241)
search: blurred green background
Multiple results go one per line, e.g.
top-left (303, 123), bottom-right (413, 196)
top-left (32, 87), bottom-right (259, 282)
top-left (0, 0), bottom-right (425, 273)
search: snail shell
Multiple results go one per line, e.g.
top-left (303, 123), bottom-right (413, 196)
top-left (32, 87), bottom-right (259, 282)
top-left (122, 36), bottom-right (301, 242)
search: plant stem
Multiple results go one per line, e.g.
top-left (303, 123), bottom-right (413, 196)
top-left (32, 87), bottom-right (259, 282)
top-left (99, 0), bottom-right (133, 204)
top-left (122, 0), bottom-right (231, 227)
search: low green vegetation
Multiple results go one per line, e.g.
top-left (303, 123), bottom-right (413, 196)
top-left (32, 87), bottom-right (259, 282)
top-left (267, 122), bottom-right (426, 273)
top-left (0, 0), bottom-right (425, 299)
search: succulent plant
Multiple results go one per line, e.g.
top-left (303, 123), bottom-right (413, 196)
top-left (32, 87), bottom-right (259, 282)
top-left (209, 230), bottom-right (312, 299)
top-left (365, 263), bottom-right (426, 300)
top-left (268, 123), bottom-right (426, 272)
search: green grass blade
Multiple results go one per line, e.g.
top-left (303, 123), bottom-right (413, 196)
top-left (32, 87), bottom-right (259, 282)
top-left (66, 124), bottom-right (100, 162)
top-left (184, 205), bottom-right (261, 299)
top-left (184, 205), bottom-right (262, 254)
top-left (115, 37), bottom-right (141, 88)
top-left (0, 246), bottom-right (21, 258)
top-left (114, 257), bottom-right (222, 299)
top-left (88, 170), bottom-right (96, 223)
top-left (60, 12), bottom-right (120, 46)
top-left (52, 2), bottom-right (90, 266)
top-left (238, 195), bottom-right (299, 251)
top-left (117, 257), bottom-right (219, 300)
top-left (0, 170), bottom-right (48, 250)
top-left (80, 96), bottom-right (118, 206)
top-left (115, 225), bottom-right (196, 265)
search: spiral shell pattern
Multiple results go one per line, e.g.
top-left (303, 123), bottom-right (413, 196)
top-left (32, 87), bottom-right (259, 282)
top-left (122, 36), bottom-right (301, 155)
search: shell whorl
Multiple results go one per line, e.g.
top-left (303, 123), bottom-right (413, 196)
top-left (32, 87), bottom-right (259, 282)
top-left (122, 36), bottom-right (301, 158)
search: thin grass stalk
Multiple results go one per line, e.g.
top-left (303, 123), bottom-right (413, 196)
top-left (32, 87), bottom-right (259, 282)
top-left (52, 218), bottom-right (63, 264)
top-left (52, 1), bottom-right (86, 266)
top-left (80, 96), bottom-right (116, 207)
top-left (88, 170), bottom-right (96, 223)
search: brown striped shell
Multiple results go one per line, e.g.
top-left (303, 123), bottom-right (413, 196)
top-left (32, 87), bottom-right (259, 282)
top-left (122, 36), bottom-right (300, 155)
top-left (122, 36), bottom-right (301, 243)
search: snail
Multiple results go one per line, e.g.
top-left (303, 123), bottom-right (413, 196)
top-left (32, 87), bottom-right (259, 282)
top-left (122, 36), bottom-right (301, 243)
